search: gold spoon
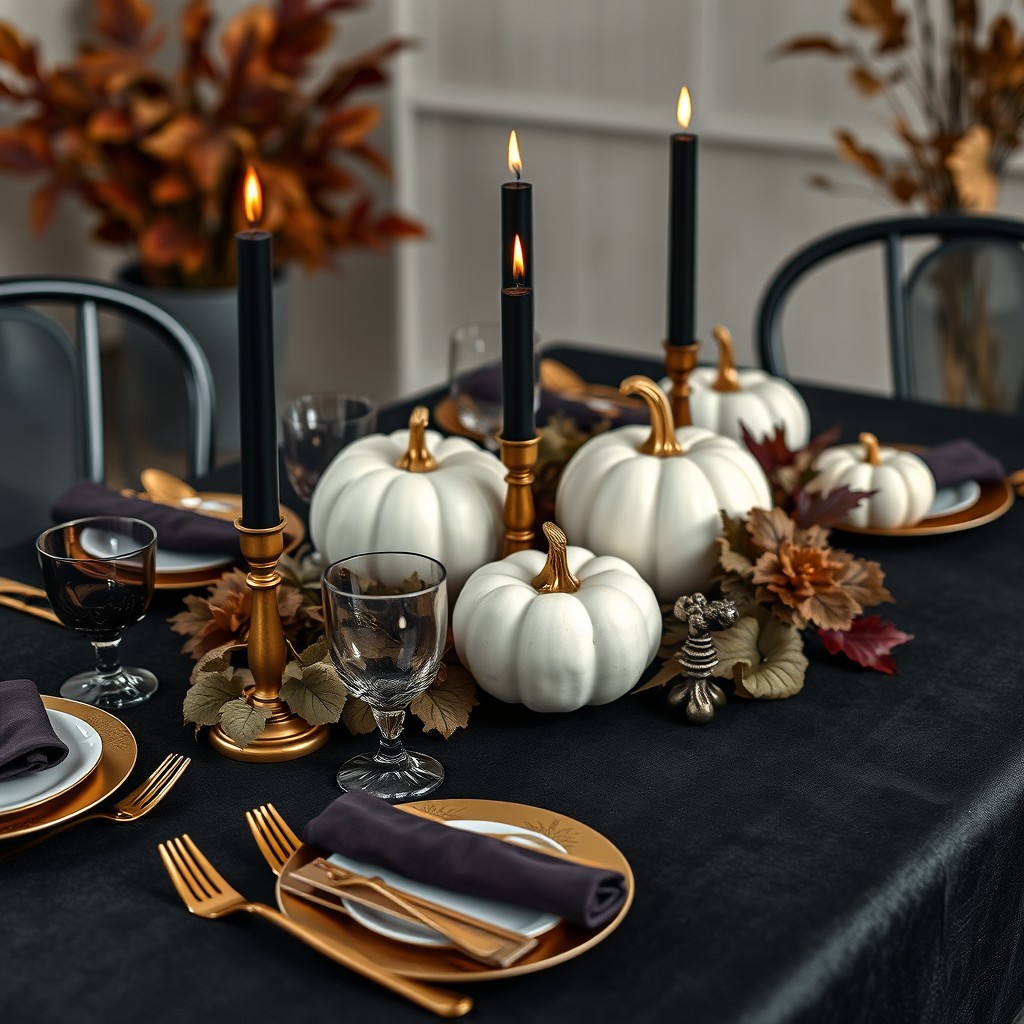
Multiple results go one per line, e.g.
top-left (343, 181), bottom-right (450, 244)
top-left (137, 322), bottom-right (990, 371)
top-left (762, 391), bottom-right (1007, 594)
top-left (140, 468), bottom-right (204, 506)
top-left (538, 359), bottom-right (643, 407)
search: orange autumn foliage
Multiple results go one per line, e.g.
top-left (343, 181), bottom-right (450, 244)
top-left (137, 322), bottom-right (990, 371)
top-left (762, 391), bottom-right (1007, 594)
top-left (0, 0), bottom-right (423, 287)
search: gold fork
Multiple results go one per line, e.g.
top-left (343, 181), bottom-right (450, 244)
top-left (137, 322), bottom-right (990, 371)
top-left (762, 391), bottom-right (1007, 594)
top-left (246, 804), bottom-right (537, 967)
top-left (158, 834), bottom-right (472, 1018)
top-left (0, 577), bottom-right (62, 626)
top-left (0, 754), bottom-right (191, 856)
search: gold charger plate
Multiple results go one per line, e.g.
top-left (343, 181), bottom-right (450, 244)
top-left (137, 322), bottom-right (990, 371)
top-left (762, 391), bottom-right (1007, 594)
top-left (433, 396), bottom-right (486, 443)
top-left (154, 494), bottom-right (305, 590)
top-left (276, 798), bottom-right (634, 982)
top-left (0, 697), bottom-right (137, 840)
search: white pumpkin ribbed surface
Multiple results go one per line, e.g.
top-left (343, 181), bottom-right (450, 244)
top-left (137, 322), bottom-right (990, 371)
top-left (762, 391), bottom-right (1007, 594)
top-left (309, 429), bottom-right (506, 596)
top-left (453, 546), bottom-right (662, 713)
top-left (555, 425), bottom-right (772, 603)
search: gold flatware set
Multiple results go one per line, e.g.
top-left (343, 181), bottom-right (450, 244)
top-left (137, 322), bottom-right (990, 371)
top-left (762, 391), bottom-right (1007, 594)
top-left (0, 577), bottom-right (62, 626)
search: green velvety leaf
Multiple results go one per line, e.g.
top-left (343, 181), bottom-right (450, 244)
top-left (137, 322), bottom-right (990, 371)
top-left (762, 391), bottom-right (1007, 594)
top-left (712, 613), bottom-right (808, 699)
top-left (341, 695), bottom-right (377, 735)
top-left (280, 653), bottom-right (346, 726)
top-left (218, 698), bottom-right (271, 748)
top-left (182, 671), bottom-right (244, 730)
top-left (192, 640), bottom-right (239, 679)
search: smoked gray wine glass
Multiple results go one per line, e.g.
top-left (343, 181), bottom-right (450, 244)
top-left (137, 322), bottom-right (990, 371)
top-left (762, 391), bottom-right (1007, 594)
top-left (322, 552), bottom-right (448, 800)
top-left (36, 516), bottom-right (158, 709)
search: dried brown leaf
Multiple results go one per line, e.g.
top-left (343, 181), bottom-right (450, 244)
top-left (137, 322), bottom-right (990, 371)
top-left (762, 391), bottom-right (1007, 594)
top-left (341, 695), bottom-right (377, 735)
top-left (410, 663), bottom-right (479, 739)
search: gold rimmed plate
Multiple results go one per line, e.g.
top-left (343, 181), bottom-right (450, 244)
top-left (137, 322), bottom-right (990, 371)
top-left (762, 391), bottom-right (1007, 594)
top-left (832, 444), bottom-right (1014, 537)
top-left (276, 798), bottom-right (634, 982)
top-left (154, 495), bottom-right (305, 590)
top-left (0, 697), bottom-right (137, 840)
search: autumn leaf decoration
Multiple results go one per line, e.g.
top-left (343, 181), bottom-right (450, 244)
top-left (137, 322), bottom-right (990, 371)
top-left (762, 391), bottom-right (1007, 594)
top-left (641, 422), bottom-right (914, 701)
top-left (176, 555), bottom-right (479, 743)
top-left (774, 0), bottom-right (1024, 212)
top-left (0, 0), bottom-right (424, 287)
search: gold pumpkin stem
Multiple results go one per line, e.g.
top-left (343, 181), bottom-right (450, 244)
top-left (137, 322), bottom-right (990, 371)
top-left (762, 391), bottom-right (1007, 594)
top-left (531, 522), bottom-right (581, 594)
top-left (859, 431), bottom-right (882, 467)
top-left (711, 325), bottom-right (741, 392)
top-left (396, 406), bottom-right (438, 472)
top-left (620, 375), bottom-right (684, 456)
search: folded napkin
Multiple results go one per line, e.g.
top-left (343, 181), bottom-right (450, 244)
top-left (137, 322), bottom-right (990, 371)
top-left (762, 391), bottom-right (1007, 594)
top-left (52, 481), bottom-right (240, 556)
top-left (0, 678), bottom-right (69, 781)
top-left (920, 440), bottom-right (1007, 490)
top-left (302, 790), bottom-right (628, 929)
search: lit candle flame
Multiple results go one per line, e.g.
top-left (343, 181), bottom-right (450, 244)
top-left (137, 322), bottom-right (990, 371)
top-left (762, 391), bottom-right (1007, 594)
top-left (508, 130), bottom-right (522, 180)
top-left (512, 234), bottom-right (525, 284)
top-left (243, 166), bottom-right (262, 226)
top-left (676, 87), bottom-right (692, 130)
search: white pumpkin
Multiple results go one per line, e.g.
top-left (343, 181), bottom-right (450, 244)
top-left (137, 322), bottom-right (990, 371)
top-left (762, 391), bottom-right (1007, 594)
top-left (810, 432), bottom-right (936, 529)
top-left (555, 376), bottom-right (772, 603)
top-left (661, 326), bottom-right (810, 448)
top-left (453, 522), bottom-right (661, 712)
top-left (309, 406), bottom-right (506, 596)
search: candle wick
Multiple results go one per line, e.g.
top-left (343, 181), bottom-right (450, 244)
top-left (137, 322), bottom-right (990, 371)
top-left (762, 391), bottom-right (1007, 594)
top-left (514, 169), bottom-right (520, 182)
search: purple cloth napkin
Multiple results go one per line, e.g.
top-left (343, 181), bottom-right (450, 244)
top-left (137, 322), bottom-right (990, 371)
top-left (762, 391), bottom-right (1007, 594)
top-left (52, 481), bottom-right (240, 556)
top-left (920, 440), bottom-right (1007, 490)
top-left (0, 679), bottom-right (69, 781)
top-left (302, 790), bottom-right (628, 929)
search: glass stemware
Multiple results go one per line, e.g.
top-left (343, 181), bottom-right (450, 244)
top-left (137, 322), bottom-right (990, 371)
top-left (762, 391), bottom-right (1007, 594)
top-left (322, 551), bottom-right (448, 800)
top-left (36, 516), bottom-right (158, 709)
top-left (280, 393), bottom-right (377, 502)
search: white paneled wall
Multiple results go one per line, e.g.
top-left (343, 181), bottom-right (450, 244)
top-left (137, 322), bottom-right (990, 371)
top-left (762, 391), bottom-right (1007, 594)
top-left (2, 1), bottom-right (1022, 406)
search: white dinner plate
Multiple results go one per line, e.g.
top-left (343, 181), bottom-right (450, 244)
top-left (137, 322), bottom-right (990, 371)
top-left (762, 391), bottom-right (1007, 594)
top-left (331, 819), bottom-right (564, 947)
top-left (154, 549), bottom-right (235, 574)
top-left (923, 480), bottom-right (981, 520)
top-left (0, 709), bottom-right (103, 815)
top-left (79, 524), bottom-right (234, 574)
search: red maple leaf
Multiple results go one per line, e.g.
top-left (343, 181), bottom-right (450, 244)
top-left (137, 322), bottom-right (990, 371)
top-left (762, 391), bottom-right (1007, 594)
top-left (794, 483), bottom-right (876, 528)
top-left (818, 615), bottom-right (914, 675)
top-left (741, 423), bottom-right (793, 475)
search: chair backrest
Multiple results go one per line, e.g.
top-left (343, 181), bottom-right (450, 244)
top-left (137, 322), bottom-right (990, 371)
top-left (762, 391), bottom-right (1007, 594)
top-left (0, 277), bottom-right (215, 537)
top-left (755, 213), bottom-right (1024, 410)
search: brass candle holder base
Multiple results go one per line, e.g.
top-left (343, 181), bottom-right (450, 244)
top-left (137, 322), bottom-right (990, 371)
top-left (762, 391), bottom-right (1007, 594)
top-left (208, 518), bottom-right (329, 763)
top-left (498, 433), bottom-right (541, 556)
top-left (662, 340), bottom-right (699, 428)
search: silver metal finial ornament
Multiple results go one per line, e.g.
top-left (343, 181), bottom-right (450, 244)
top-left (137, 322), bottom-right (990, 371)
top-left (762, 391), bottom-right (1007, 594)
top-left (667, 593), bottom-right (739, 724)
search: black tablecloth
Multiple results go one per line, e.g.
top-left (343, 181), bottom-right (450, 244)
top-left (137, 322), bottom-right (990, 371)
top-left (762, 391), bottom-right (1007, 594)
top-left (2, 346), bottom-right (1023, 1024)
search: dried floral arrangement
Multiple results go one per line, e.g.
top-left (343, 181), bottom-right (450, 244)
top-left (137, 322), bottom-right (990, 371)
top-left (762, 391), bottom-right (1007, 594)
top-left (172, 549), bottom-right (477, 749)
top-left (774, 0), bottom-right (1024, 211)
top-left (645, 425), bottom-right (913, 700)
top-left (0, 0), bottom-right (422, 287)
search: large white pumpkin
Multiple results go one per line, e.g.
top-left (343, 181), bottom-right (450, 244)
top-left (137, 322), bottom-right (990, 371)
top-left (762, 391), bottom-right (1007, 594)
top-left (661, 326), bottom-right (810, 448)
top-left (810, 432), bottom-right (936, 529)
top-left (309, 406), bottom-right (506, 596)
top-left (555, 376), bottom-right (772, 603)
top-left (453, 523), bottom-right (661, 712)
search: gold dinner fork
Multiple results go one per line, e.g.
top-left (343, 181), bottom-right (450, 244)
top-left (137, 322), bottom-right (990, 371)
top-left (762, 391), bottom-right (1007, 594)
top-left (158, 834), bottom-right (472, 1018)
top-left (0, 754), bottom-right (191, 857)
top-left (0, 577), bottom-right (62, 626)
top-left (246, 804), bottom-right (538, 967)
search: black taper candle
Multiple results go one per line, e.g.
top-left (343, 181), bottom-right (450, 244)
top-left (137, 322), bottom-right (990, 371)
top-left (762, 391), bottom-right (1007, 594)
top-left (501, 130), bottom-right (533, 290)
top-left (237, 214), bottom-right (280, 529)
top-left (501, 284), bottom-right (534, 440)
top-left (668, 88), bottom-right (697, 347)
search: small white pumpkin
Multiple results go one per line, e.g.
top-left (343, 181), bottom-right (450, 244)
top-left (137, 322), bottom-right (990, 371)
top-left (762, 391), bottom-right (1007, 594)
top-left (810, 432), bottom-right (936, 529)
top-left (453, 522), bottom-right (661, 712)
top-left (555, 376), bottom-right (772, 603)
top-left (309, 406), bottom-right (506, 596)
top-left (661, 326), bottom-right (811, 448)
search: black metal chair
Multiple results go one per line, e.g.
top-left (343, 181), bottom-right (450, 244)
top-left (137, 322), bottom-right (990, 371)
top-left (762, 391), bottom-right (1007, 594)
top-left (0, 277), bottom-right (215, 536)
top-left (755, 213), bottom-right (1024, 412)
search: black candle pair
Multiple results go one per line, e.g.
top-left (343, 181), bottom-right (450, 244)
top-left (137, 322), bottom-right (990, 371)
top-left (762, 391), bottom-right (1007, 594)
top-left (500, 130), bottom-right (535, 442)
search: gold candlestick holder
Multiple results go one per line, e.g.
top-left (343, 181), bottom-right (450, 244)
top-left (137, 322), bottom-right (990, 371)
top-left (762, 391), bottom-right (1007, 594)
top-left (208, 518), bottom-right (330, 763)
top-left (662, 340), bottom-right (700, 428)
top-left (498, 433), bottom-right (541, 556)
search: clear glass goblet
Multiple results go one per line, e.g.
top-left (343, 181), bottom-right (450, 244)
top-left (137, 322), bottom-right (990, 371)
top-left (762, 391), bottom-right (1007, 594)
top-left (36, 516), bottom-right (158, 709)
top-left (322, 551), bottom-right (448, 801)
top-left (280, 393), bottom-right (377, 502)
